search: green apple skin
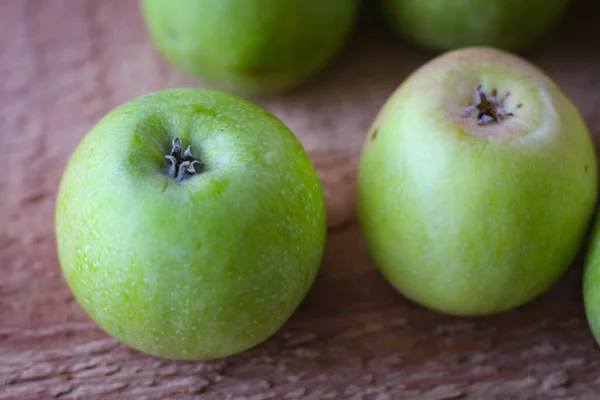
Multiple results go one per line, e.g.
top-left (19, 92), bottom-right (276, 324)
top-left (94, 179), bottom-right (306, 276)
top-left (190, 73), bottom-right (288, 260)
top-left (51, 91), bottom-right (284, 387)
top-left (140, 0), bottom-right (360, 96)
top-left (584, 219), bottom-right (600, 344)
top-left (358, 47), bottom-right (597, 316)
top-left (55, 88), bottom-right (327, 360)
top-left (377, 0), bottom-right (572, 52)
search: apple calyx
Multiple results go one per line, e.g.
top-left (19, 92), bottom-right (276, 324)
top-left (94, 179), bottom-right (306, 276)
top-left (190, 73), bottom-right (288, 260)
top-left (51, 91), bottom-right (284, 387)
top-left (463, 85), bottom-right (514, 125)
top-left (165, 137), bottom-right (203, 181)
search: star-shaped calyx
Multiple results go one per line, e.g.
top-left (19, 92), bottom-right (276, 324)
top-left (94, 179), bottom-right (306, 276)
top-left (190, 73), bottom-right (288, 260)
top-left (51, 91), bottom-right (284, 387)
top-left (165, 137), bottom-right (203, 181)
top-left (463, 85), bottom-right (514, 125)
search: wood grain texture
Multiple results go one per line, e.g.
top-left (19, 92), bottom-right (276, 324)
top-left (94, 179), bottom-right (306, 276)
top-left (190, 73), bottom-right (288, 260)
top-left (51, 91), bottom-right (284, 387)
top-left (1, 0), bottom-right (600, 398)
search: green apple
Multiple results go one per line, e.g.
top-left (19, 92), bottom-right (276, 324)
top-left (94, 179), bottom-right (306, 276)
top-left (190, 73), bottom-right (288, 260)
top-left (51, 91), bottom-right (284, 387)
top-left (55, 88), bottom-right (327, 360)
top-left (377, 0), bottom-right (572, 52)
top-left (140, 0), bottom-right (360, 95)
top-left (584, 218), bottom-right (600, 344)
top-left (358, 47), bottom-right (597, 316)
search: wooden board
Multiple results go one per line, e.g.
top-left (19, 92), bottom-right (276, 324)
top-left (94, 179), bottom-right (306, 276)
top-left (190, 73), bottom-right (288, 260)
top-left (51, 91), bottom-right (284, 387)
top-left (1, 1), bottom-right (600, 398)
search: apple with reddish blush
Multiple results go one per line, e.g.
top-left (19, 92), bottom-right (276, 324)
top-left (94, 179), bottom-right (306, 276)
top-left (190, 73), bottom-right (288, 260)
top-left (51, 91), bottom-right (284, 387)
top-left (358, 47), bottom-right (597, 316)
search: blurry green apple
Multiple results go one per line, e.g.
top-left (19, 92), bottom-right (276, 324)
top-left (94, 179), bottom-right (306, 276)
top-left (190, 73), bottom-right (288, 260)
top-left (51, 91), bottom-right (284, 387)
top-left (140, 0), bottom-right (360, 95)
top-left (358, 47), bottom-right (597, 316)
top-left (55, 88), bottom-right (327, 360)
top-left (583, 218), bottom-right (600, 344)
top-left (377, 0), bottom-right (572, 51)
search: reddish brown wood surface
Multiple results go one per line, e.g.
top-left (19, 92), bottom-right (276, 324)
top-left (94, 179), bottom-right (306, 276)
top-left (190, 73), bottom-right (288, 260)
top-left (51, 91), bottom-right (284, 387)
top-left (1, 1), bottom-right (600, 399)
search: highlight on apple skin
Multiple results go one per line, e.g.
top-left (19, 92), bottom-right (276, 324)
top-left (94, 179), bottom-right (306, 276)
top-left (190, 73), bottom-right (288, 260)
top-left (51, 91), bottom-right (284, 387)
top-left (377, 0), bottom-right (572, 52)
top-left (55, 88), bottom-right (327, 360)
top-left (357, 46), bottom-right (598, 316)
top-left (140, 0), bottom-right (360, 96)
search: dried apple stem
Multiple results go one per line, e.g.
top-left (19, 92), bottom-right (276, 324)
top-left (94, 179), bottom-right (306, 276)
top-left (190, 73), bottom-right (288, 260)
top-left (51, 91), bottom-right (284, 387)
top-left (165, 137), bottom-right (202, 181)
top-left (464, 85), bottom-right (514, 125)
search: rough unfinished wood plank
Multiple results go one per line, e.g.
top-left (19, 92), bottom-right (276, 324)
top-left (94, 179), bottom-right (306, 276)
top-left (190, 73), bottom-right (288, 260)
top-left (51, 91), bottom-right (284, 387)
top-left (1, 0), bottom-right (600, 398)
